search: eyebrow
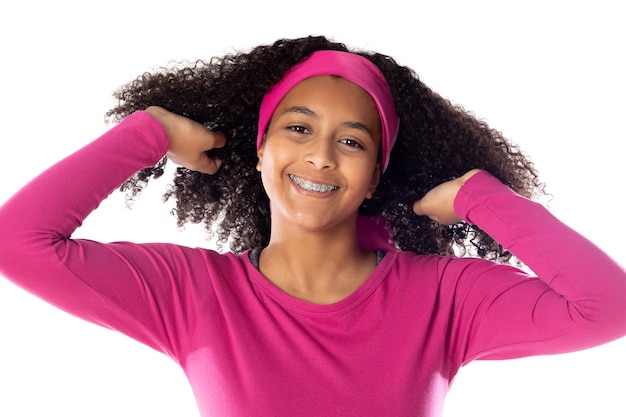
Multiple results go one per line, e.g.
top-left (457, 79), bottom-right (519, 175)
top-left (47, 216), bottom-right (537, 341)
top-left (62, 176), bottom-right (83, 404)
top-left (285, 106), bottom-right (318, 118)
top-left (342, 121), bottom-right (374, 137)
top-left (284, 106), bottom-right (374, 137)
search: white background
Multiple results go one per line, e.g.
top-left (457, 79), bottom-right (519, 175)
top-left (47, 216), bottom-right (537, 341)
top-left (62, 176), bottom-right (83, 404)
top-left (1, 1), bottom-right (624, 416)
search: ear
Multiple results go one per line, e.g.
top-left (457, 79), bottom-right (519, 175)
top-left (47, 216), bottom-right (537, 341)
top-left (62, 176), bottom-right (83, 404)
top-left (366, 163), bottom-right (381, 199)
top-left (256, 137), bottom-right (266, 172)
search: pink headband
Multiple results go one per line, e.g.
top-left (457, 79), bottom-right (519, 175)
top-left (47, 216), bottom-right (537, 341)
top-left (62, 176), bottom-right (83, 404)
top-left (257, 50), bottom-right (399, 171)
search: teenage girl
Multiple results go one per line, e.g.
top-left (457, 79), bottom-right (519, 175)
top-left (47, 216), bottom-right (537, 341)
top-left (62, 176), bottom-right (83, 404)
top-left (1, 36), bottom-right (625, 417)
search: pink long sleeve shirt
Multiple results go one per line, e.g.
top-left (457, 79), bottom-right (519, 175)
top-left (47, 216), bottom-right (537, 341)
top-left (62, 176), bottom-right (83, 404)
top-left (1, 111), bottom-right (626, 416)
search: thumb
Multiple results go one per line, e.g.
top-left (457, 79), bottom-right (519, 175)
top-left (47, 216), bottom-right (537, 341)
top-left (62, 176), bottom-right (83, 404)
top-left (195, 152), bottom-right (224, 175)
top-left (412, 198), bottom-right (452, 225)
top-left (192, 132), bottom-right (227, 175)
top-left (412, 169), bottom-right (483, 225)
top-left (412, 199), bottom-right (427, 217)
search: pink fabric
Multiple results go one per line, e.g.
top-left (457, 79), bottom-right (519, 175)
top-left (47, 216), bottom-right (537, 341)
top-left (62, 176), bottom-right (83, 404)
top-left (257, 50), bottom-right (399, 172)
top-left (1, 111), bottom-right (626, 417)
top-left (356, 214), bottom-right (397, 251)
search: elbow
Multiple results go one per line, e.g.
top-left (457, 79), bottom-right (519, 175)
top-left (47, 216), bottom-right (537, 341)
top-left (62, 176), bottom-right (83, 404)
top-left (0, 209), bottom-right (59, 285)
top-left (568, 290), bottom-right (626, 345)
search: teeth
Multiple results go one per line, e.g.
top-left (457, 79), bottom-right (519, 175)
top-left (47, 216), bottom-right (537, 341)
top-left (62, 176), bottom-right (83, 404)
top-left (289, 174), bottom-right (339, 193)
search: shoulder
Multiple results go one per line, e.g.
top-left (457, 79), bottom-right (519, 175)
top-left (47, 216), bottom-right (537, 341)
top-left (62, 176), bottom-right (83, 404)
top-left (137, 244), bottom-right (256, 287)
top-left (189, 247), bottom-right (255, 275)
top-left (385, 251), bottom-right (446, 287)
top-left (391, 250), bottom-right (520, 285)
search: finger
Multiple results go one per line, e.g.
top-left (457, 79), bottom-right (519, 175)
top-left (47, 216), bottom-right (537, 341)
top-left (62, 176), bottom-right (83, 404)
top-left (188, 124), bottom-right (226, 150)
top-left (413, 199), bottom-right (458, 225)
top-left (413, 202), bottom-right (442, 223)
top-left (413, 199), bottom-right (426, 216)
top-left (196, 132), bottom-right (226, 174)
top-left (209, 131), bottom-right (227, 149)
top-left (184, 154), bottom-right (222, 175)
top-left (197, 156), bottom-right (223, 175)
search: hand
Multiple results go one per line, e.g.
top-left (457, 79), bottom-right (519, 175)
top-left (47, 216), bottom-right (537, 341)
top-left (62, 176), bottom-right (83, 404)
top-left (413, 169), bottom-right (482, 225)
top-left (145, 106), bottom-right (226, 174)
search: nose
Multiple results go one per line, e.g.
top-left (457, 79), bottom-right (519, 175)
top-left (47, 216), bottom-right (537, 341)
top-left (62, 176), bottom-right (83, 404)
top-left (304, 136), bottom-right (337, 170)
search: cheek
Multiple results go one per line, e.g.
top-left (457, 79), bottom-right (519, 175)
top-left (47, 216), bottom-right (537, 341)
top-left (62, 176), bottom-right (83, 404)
top-left (350, 157), bottom-right (379, 186)
top-left (258, 145), bottom-right (282, 195)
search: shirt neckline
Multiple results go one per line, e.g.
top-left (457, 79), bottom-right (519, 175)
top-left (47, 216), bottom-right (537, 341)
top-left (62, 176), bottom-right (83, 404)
top-left (245, 248), bottom-right (396, 317)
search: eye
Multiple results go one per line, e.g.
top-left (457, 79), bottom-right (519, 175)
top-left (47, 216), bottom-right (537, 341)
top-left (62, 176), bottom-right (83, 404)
top-left (339, 138), bottom-right (363, 149)
top-left (288, 125), bottom-right (310, 134)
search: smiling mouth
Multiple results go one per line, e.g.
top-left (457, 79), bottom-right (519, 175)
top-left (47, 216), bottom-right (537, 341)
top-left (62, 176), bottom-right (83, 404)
top-left (289, 174), bottom-right (339, 193)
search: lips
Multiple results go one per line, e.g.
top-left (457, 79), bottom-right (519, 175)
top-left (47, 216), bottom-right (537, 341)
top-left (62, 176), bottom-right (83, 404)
top-left (289, 174), bottom-right (339, 193)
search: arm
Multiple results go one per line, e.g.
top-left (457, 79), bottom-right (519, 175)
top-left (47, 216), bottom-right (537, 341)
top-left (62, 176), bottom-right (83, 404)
top-left (416, 170), bottom-right (626, 365)
top-left (0, 111), bottom-right (220, 359)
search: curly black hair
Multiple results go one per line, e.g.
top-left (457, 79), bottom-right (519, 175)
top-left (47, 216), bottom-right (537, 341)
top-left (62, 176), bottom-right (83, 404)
top-left (105, 35), bottom-right (544, 261)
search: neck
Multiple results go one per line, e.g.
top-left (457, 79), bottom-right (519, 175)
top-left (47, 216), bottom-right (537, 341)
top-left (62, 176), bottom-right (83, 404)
top-left (259, 220), bottom-right (377, 304)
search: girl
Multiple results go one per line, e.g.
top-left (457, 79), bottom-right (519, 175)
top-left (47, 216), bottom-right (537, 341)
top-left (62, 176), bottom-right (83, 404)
top-left (1, 35), bottom-right (625, 416)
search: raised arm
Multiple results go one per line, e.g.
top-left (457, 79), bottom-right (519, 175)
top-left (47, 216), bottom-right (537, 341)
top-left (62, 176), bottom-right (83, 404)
top-left (0, 110), bottom-right (223, 359)
top-left (416, 170), bottom-right (626, 365)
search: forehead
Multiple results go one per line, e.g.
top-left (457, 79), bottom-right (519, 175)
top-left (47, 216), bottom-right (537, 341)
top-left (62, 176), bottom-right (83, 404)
top-left (283, 75), bottom-right (371, 98)
top-left (276, 75), bottom-right (380, 120)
